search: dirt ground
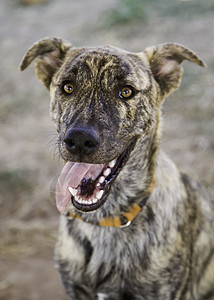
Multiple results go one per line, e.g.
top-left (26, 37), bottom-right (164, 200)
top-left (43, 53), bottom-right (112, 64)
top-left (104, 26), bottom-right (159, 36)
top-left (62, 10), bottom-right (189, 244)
top-left (0, 0), bottom-right (213, 299)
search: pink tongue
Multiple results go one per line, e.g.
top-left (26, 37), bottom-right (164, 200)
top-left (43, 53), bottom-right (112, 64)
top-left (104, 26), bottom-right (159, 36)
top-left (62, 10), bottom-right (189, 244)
top-left (56, 162), bottom-right (104, 213)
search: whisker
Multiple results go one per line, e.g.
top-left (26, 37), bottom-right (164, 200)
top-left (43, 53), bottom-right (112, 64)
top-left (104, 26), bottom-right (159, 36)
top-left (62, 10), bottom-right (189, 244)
top-left (52, 141), bottom-right (62, 163)
top-left (40, 131), bottom-right (64, 163)
top-left (40, 131), bottom-right (62, 162)
top-left (39, 130), bottom-right (58, 143)
top-left (45, 137), bottom-right (58, 150)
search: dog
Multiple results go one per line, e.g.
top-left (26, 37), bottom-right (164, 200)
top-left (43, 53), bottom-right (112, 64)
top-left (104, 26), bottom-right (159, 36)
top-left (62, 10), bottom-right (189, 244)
top-left (20, 38), bottom-right (214, 300)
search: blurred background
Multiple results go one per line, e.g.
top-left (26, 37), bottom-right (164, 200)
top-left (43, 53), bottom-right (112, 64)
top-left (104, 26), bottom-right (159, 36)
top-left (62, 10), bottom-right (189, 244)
top-left (0, 0), bottom-right (213, 299)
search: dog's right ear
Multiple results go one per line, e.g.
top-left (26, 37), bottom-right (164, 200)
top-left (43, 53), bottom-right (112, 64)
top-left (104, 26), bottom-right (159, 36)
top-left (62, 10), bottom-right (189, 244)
top-left (20, 37), bottom-right (71, 89)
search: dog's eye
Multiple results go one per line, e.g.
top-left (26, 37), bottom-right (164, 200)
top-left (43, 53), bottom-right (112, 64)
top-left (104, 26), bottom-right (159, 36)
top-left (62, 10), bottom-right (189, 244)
top-left (119, 86), bottom-right (134, 100)
top-left (63, 83), bottom-right (74, 94)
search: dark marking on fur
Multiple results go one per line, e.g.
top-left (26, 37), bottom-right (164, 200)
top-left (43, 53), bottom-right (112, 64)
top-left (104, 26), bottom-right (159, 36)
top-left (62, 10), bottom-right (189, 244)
top-left (121, 291), bottom-right (135, 300)
top-left (200, 289), bottom-right (214, 300)
top-left (82, 237), bottom-right (93, 266)
top-left (95, 263), bottom-right (116, 289)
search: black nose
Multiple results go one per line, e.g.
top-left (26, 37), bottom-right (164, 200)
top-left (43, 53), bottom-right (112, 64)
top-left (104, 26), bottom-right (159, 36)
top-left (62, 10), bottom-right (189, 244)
top-left (63, 126), bottom-right (100, 156)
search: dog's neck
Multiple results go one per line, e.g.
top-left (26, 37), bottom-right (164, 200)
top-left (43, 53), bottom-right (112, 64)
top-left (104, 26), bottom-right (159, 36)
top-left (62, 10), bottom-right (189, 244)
top-left (115, 117), bottom-right (160, 199)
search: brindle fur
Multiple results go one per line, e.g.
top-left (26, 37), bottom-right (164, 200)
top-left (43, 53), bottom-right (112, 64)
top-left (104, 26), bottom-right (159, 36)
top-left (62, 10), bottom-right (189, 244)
top-left (20, 38), bottom-right (214, 299)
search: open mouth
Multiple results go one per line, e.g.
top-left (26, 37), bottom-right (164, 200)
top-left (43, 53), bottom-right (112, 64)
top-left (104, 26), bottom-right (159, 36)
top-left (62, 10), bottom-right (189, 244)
top-left (56, 140), bottom-right (136, 213)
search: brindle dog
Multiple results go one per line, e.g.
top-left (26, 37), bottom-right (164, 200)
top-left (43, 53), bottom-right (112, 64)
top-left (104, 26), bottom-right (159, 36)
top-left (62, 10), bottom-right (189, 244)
top-left (20, 38), bottom-right (214, 300)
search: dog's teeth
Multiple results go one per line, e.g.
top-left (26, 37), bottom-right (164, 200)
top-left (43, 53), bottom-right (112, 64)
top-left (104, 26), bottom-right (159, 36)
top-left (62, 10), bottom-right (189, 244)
top-left (99, 176), bottom-right (105, 184)
top-left (103, 168), bottom-right (111, 177)
top-left (96, 190), bottom-right (104, 200)
top-left (74, 195), bottom-right (79, 201)
top-left (75, 196), bottom-right (94, 205)
top-left (109, 159), bottom-right (116, 168)
top-left (92, 197), bottom-right (98, 204)
top-left (88, 198), bottom-right (92, 204)
top-left (74, 195), bottom-right (82, 204)
top-left (68, 187), bottom-right (78, 196)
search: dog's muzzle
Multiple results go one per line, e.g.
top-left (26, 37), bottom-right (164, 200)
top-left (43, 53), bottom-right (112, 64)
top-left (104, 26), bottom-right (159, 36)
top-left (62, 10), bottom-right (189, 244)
top-left (56, 135), bottom-right (137, 214)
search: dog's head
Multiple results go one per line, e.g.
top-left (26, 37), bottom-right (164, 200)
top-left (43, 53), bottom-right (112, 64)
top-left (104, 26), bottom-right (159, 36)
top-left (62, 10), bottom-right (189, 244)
top-left (20, 38), bottom-right (205, 215)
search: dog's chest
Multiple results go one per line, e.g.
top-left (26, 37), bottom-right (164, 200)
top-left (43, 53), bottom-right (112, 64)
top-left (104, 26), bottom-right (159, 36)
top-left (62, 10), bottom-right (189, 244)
top-left (75, 220), bottom-right (148, 288)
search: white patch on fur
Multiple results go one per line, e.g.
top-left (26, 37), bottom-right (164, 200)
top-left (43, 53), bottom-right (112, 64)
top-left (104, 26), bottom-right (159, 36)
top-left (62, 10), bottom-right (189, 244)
top-left (97, 293), bottom-right (109, 300)
top-left (55, 216), bottom-right (85, 267)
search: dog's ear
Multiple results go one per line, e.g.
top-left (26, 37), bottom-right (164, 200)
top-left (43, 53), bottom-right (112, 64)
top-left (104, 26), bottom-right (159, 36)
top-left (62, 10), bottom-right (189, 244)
top-left (20, 37), bottom-right (71, 89)
top-left (144, 43), bottom-right (206, 100)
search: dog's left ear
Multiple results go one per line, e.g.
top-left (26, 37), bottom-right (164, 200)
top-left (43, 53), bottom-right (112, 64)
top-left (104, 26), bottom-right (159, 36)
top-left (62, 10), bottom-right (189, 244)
top-left (20, 37), bottom-right (71, 89)
top-left (144, 43), bottom-right (206, 100)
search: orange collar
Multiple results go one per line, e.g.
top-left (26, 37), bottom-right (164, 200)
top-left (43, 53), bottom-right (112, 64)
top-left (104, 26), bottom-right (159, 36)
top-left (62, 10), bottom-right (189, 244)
top-left (66, 180), bottom-right (156, 228)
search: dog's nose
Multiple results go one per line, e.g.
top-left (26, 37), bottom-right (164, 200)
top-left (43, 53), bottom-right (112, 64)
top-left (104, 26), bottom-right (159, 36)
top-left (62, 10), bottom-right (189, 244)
top-left (63, 126), bottom-right (100, 156)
